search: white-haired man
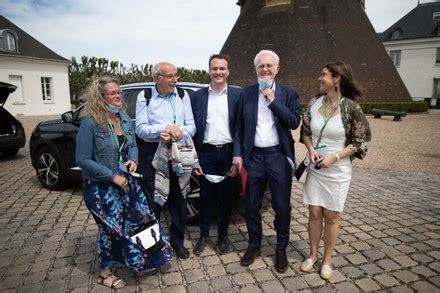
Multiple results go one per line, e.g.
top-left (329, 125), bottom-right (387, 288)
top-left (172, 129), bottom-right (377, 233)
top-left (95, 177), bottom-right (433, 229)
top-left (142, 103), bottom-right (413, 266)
top-left (233, 50), bottom-right (301, 272)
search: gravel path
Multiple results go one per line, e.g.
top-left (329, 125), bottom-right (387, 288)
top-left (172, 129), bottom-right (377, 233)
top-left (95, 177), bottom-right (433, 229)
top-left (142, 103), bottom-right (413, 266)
top-left (16, 110), bottom-right (440, 174)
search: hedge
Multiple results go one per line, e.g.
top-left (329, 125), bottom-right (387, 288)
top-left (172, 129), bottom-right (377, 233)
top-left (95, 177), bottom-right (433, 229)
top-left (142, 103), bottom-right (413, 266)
top-left (300, 101), bottom-right (428, 113)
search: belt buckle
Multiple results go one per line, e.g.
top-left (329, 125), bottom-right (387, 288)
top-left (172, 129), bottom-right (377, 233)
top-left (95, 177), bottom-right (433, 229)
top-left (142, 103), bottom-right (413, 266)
top-left (215, 144), bottom-right (223, 148)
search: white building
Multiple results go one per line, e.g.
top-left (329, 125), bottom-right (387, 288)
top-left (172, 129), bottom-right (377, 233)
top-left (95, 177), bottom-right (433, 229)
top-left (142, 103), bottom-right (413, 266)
top-left (0, 16), bottom-right (71, 116)
top-left (380, 1), bottom-right (440, 108)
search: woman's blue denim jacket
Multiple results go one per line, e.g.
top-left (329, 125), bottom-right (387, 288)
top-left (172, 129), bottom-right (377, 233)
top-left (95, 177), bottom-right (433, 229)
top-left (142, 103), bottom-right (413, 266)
top-left (75, 112), bottom-right (138, 183)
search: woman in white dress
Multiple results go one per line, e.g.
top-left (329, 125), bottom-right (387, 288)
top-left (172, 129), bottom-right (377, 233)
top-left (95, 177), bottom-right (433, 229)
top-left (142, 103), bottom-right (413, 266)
top-left (299, 62), bottom-right (371, 280)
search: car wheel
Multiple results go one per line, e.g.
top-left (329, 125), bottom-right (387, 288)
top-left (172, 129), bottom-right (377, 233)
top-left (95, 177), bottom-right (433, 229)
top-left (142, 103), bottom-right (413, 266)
top-left (35, 147), bottom-right (68, 190)
top-left (186, 175), bottom-right (201, 225)
top-left (1, 148), bottom-right (19, 157)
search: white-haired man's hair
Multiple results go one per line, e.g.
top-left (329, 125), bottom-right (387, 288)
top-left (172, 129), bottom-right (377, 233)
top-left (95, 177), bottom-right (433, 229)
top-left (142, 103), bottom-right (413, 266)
top-left (253, 50), bottom-right (280, 67)
top-left (151, 63), bottom-right (162, 77)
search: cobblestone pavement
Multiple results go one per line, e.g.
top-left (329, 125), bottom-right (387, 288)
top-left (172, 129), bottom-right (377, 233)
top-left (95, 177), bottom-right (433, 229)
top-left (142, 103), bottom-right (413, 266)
top-left (0, 148), bottom-right (439, 292)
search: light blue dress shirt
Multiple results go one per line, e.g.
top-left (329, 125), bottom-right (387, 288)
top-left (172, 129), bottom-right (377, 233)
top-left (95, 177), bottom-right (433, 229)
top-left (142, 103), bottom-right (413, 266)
top-left (135, 86), bottom-right (196, 142)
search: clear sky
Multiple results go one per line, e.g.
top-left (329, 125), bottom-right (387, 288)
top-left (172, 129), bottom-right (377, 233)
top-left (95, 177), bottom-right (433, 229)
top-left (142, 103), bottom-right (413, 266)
top-left (0, 0), bottom-right (420, 70)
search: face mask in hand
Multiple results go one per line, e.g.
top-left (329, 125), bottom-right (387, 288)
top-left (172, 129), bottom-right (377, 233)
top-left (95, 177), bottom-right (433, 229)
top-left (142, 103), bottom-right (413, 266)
top-left (204, 174), bottom-right (226, 184)
top-left (258, 78), bottom-right (274, 91)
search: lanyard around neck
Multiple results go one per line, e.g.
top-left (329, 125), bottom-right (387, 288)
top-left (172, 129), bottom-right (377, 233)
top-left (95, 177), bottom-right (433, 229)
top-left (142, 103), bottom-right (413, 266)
top-left (108, 121), bottom-right (125, 160)
top-left (168, 94), bottom-right (177, 125)
top-left (315, 97), bottom-right (344, 148)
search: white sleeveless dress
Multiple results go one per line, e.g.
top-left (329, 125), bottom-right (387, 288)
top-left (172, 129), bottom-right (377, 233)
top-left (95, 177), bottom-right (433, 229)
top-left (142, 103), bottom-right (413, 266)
top-left (303, 96), bottom-right (352, 212)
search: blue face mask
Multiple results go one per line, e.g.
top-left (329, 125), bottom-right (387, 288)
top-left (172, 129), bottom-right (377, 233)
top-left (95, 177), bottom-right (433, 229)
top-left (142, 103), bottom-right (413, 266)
top-left (204, 174), bottom-right (226, 184)
top-left (258, 78), bottom-right (274, 91)
top-left (105, 104), bottom-right (120, 114)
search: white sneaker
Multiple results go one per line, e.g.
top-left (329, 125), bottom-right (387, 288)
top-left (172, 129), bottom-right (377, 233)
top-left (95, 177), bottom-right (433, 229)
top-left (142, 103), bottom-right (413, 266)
top-left (320, 264), bottom-right (333, 280)
top-left (300, 258), bottom-right (316, 272)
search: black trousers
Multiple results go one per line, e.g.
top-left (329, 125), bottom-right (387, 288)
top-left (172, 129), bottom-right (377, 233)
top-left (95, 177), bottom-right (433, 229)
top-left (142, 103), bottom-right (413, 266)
top-left (245, 145), bottom-right (292, 251)
top-left (198, 143), bottom-right (234, 238)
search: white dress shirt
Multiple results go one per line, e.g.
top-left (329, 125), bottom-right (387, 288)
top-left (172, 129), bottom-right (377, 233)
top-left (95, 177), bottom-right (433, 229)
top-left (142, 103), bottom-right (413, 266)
top-left (254, 83), bottom-right (279, 147)
top-left (204, 85), bottom-right (233, 145)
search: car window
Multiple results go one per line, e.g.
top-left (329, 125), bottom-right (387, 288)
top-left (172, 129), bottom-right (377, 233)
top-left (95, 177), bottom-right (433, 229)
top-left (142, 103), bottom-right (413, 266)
top-left (122, 89), bottom-right (143, 119)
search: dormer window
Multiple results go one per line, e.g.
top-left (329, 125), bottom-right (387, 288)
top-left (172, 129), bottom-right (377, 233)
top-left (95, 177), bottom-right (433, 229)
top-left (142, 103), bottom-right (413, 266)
top-left (6, 32), bottom-right (16, 51)
top-left (434, 12), bottom-right (440, 20)
top-left (390, 29), bottom-right (403, 40)
top-left (0, 29), bottom-right (19, 53)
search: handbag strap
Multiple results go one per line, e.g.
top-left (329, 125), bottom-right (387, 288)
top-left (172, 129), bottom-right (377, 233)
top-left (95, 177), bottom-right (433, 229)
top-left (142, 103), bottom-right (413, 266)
top-left (314, 96), bottom-right (344, 148)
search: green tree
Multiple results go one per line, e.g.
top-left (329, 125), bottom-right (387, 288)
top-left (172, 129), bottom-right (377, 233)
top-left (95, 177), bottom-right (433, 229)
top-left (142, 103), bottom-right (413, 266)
top-left (68, 56), bottom-right (209, 105)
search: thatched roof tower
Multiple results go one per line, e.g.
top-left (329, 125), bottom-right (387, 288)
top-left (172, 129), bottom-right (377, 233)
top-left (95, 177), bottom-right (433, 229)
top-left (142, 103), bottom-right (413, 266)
top-left (220, 0), bottom-right (412, 102)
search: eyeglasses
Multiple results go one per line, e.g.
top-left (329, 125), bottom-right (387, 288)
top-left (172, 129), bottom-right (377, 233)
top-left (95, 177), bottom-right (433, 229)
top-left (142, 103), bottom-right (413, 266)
top-left (256, 63), bottom-right (275, 70)
top-left (102, 91), bottom-right (122, 96)
top-left (158, 73), bottom-right (180, 80)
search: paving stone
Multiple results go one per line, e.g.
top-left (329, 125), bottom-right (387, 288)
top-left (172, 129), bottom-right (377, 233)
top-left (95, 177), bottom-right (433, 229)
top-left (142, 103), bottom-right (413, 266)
top-left (162, 272), bottom-right (183, 286)
top-left (226, 262), bottom-right (248, 274)
top-left (187, 280), bottom-right (210, 293)
top-left (341, 266), bottom-right (364, 278)
top-left (411, 265), bottom-right (437, 278)
top-left (210, 275), bottom-right (233, 290)
top-left (220, 252), bottom-right (241, 264)
top-left (393, 270), bottom-right (420, 283)
top-left (248, 258), bottom-right (267, 270)
top-left (411, 253), bottom-right (434, 264)
top-left (43, 280), bottom-right (66, 292)
top-left (361, 263), bottom-right (384, 275)
top-left (2, 276), bottom-right (23, 289)
top-left (355, 278), bottom-right (381, 291)
top-left (261, 280), bottom-right (285, 292)
top-left (377, 259), bottom-right (401, 271)
top-left (304, 273), bottom-right (326, 287)
top-left (379, 246), bottom-right (402, 257)
top-left (363, 249), bottom-right (386, 261)
top-left (207, 264), bottom-right (226, 278)
top-left (394, 255), bottom-right (418, 267)
top-left (202, 255), bottom-right (222, 267)
top-left (428, 276), bottom-right (440, 288)
top-left (411, 281), bottom-right (439, 292)
top-left (183, 268), bottom-right (204, 283)
top-left (163, 285), bottom-right (186, 293)
top-left (254, 268), bottom-right (276, 282)
top-left (334, 281), bottom-right (360, 293)
top-left (181, 258), bottom-right (200, 270)
top-left (374, 273), bottom-right (400, 287)
top-left (232, 272), bottom-right (254, 285)
top-left (429, 262), bottom-right (440, 273)
top-left (240, 285), bottom-right (262, 293)
top-left (282, 276), bottom-right (308, 290)
top-left (137, 275), bottom-right (159, 291)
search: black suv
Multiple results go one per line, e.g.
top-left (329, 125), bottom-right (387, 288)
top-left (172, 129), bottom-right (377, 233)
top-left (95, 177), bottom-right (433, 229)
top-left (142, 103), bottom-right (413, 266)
top-left (30, 82), bottom-right (207, 221)
top-left (0, 82), bottom-right (26, 157)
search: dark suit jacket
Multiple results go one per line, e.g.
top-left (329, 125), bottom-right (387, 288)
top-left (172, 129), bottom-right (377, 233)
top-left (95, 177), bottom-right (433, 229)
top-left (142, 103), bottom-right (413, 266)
top-left (233, 83), bottom-right (301, 169)
top-left (191, 86), bottom-right (241, 152)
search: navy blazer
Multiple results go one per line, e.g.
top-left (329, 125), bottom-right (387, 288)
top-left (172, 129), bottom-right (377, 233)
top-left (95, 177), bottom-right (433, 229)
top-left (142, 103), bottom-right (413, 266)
top-left (191, 86), bottom-right (241, 152)
top-left (233, 83), bottom-right (301, 169)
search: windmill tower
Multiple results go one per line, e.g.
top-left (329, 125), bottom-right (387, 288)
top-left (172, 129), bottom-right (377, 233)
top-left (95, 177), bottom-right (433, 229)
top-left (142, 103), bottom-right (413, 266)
top-left (221, 0), bottom-right (412, 102)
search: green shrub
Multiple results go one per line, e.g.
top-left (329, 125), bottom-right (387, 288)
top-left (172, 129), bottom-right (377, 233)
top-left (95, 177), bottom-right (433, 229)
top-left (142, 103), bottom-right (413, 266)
top-left (300, 101), bottom-right (428, 114)
top-left (359, 101), bottom-right (428, 113)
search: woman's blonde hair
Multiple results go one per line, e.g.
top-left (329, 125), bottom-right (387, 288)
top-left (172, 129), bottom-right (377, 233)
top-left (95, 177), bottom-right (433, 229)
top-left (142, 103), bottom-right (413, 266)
top-left (81, 76), bottom-right (125, 126)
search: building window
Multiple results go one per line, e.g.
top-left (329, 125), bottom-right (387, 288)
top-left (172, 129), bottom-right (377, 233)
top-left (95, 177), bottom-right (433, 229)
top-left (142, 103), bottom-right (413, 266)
top-left (266, 0), bottom-right (291, 7)
top-left (434, 12), bottom-right (440, 20)
top-left (390, 30), bottom-right (402, 40)
top-left (41, 77), bottom-right (52, 101)
top-left (389, 50), bottom-right (401, 67)
top-left (8, 75), bottom-right (24, 104)
top-left (5, 32), bottom-right (16, 51)
top-left (434, 79), bottom-right (440, 97)
top-left (437, 48), bottom-right (440, 64)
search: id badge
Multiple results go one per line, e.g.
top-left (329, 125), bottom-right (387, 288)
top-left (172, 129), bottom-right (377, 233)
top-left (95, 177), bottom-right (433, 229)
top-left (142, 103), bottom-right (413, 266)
top-left (119, 161), bottom-right (128, 173)
top-left (315, 144), bottom-right (328, 158)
